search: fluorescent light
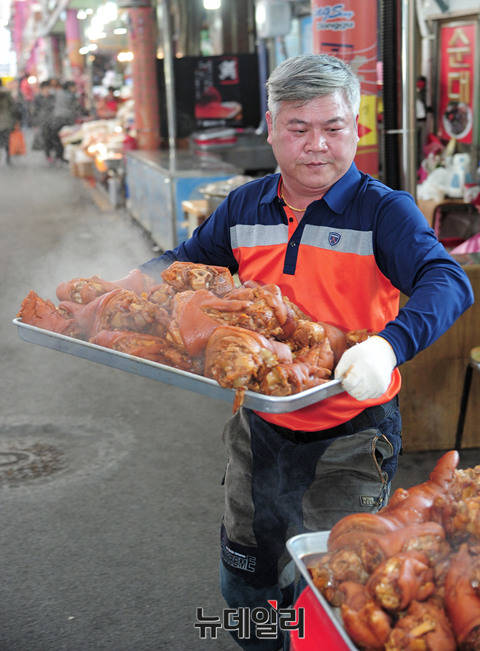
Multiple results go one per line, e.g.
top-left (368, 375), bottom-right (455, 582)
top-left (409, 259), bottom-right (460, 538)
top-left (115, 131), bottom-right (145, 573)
top-left (86, 26), bottom-right (107, 40)
top-left (203, 0), bottom-right (221, 9)
top-left (117, 51), bottom-right (133, 62)
top-left (113, 27), bottom-right (127, 35)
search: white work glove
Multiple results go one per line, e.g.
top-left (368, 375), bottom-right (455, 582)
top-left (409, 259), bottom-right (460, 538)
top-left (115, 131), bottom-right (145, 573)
top-left (334, 336), bottom-right (397, 401)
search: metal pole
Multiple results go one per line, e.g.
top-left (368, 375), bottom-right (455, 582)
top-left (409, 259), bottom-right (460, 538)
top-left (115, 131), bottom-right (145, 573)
top-left (401, 0), bottom-right (417, 197)
top-left (255, 38), bottom-right (268, 135)
top-left (159, 0), bottom-right (177, 155)
top-left (158, 0), bottom-right (178, 245)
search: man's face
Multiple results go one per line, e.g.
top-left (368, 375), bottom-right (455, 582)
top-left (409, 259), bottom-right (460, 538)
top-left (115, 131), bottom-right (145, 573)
top-left (266, 91), bottom-right (359, 197)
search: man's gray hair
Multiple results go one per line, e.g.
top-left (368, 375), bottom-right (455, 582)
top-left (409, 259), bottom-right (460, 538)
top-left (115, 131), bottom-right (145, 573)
top-left (266, 54), bottom-right (361, 120)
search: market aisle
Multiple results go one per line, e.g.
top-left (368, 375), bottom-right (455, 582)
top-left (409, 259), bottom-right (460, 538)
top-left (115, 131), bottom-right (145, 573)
top-left (1, 138), bottom-right (236, 650)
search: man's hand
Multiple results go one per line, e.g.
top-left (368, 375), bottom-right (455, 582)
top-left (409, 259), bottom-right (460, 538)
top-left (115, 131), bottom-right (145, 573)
top-left (334, 336), bottom-right (397, 401)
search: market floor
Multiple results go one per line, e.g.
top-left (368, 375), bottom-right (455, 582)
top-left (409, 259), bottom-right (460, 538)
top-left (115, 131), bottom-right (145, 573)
top-left (1, 138), bottom-right (479, 651)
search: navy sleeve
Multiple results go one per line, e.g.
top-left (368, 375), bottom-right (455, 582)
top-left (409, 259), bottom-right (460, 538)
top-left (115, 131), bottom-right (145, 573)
top-left (139, 197), bottom-right (239, 281)
top-left (373, 192), bottom-right (474, 365)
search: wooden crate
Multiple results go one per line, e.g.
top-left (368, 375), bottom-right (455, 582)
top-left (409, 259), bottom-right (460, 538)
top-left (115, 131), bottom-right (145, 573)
top-left (181, 199), bottom-right (209, 237)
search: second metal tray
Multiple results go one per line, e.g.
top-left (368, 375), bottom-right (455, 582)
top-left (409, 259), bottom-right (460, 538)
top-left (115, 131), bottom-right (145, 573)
top-left (13, 319), bottom-right (344, 413)
top-left (287, 531), bottom-right (358, 650)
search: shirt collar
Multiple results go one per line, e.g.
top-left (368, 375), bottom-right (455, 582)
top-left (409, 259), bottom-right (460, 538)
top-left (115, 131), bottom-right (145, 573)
top-left (260, 164), bottom-right (362, 214)
top-left (322, 162), bottom-right (361, 214)
top-left (260, 173), bottom-right (282, 206)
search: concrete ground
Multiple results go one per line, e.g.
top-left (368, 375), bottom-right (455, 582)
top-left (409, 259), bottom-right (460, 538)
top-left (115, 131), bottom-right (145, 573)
top-left (1, 138), bottom-right (478, 651)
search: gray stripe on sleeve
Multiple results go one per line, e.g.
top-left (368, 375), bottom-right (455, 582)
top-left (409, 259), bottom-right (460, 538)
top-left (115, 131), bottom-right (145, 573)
top-left (230, 223), bottom-right (289, 248)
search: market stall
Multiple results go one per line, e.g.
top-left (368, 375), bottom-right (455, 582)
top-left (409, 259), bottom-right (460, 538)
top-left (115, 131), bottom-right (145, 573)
top-left (124, 149), bottom-right (239, 250)
top-left (59, 96), bottom-right (135, 208)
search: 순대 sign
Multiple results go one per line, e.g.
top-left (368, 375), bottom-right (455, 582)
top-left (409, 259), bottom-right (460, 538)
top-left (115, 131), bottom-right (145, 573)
top-left (437, 19), bottom-right (478, 144)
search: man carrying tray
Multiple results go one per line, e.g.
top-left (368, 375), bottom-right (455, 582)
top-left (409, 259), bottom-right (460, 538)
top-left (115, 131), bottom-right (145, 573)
top-left (141, 54), bottom-right (473, 650)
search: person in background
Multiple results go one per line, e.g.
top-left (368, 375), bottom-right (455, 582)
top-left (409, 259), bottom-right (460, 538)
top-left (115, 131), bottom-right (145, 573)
top-left (141, 54), bottom-right (474, 650)
top-left (46, 80), bottom-right (83, 163)
top-left (49, 78), bottom-right (62, 92)
top-left (96, 86), bottom-right (121, 119)
top-left (105, 86), bottom-right (121, 113)
top-left (17, 74), bottom-right (34, 127)
top-left (0, 79), bottom-right (19, 165)
top-left (31, 80), bottom-right (55, 159)
top-left (416, 75), bottom-right (431, 169)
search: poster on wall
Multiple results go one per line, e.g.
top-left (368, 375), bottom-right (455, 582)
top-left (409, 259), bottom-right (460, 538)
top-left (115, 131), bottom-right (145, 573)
top-left (437, 18), bottom-right (478, 144)
top-left (193, 56), bottom-right (243, 125)
top-left (157, 54), bottom-right (260, 138)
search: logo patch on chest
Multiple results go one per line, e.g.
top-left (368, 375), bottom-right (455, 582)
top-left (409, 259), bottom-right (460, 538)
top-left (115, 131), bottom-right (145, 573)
top-left (328, 231), bottom-right (342, 247)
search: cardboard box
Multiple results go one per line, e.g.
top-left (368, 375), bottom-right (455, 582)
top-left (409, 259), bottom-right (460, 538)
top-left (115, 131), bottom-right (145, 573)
top-left (417, 199), bottom-right (438, 226)
top-left (76, 161), bottom-right (95, 178)
top-left (69, 159), bottom-right (78, 176)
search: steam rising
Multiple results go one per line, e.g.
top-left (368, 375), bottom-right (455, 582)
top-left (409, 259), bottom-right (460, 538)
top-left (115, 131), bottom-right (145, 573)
top-left (3, 150), bottom-right (157, 305)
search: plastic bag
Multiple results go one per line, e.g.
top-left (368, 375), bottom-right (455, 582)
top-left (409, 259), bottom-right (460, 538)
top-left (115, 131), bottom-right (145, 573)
top-left (450, 232), bottom-right (480, 254)
top-left (9, 127), bottom-right (26, 156)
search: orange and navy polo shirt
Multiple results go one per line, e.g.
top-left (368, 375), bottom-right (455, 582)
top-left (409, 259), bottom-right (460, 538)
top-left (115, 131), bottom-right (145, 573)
top-left (142, 163), bottom-right (473, 431)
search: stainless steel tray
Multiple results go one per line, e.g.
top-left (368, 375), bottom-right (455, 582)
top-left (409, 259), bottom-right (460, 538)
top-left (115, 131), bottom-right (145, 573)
top-left (13, 319), bottom-right (344, 413)
top-left (287, 531), bottom-right (358, 650)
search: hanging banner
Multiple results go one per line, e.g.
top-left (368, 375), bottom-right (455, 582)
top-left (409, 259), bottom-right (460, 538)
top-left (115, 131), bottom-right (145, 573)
top-left (65, 9), bottom-right (84, 73)
top-left (311, 0), bottom-right (379, 177)
top-left (437, 20), bottom-right (477, 144)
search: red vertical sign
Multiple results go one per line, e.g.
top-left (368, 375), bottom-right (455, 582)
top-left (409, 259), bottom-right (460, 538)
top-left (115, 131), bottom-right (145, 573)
top-left (311, 0), bottom-right (379, 177)
top-left (438, 21), bottom-right (476, 144)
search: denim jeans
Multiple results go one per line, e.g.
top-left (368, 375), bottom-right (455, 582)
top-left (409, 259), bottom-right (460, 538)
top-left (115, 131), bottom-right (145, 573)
top-left (219, 399), bottom-right (402, 649)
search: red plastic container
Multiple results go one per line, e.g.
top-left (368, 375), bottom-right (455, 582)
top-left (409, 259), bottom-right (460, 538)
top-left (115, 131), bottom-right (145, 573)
top-left (290, 587), bottom-right (352, 651)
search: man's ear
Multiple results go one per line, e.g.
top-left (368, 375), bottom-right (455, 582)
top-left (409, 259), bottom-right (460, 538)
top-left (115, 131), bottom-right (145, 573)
top-left (355, 114), bottom-right (359, 142)
top-left (266, 110), bottom-right (273, 144)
